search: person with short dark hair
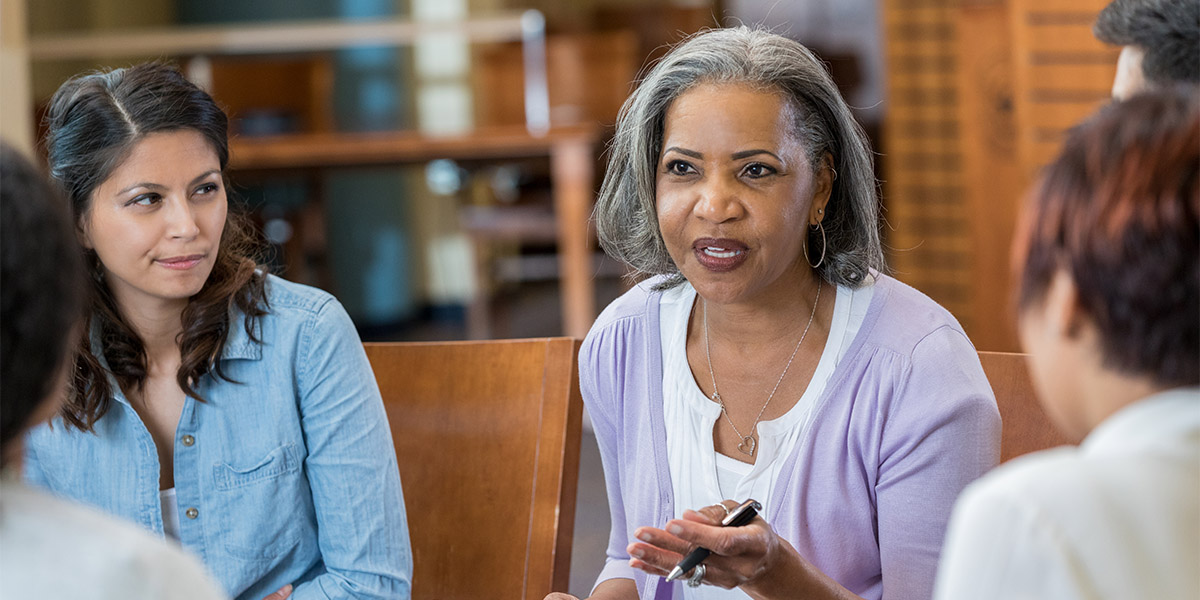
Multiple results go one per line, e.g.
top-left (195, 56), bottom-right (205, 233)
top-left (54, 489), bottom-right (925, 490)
top-left (546, 27), bottom-right (999, 600)
top-left (1094, 0), bottom-right (1200, 98)
top-left (0, 141), bottom-right (227, 599)
top-left (24, 63), bottom-right (412, 600)
top-left (934, 88), bottom-right (1199, 599)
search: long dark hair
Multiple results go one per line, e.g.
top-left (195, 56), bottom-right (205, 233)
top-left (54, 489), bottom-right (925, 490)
top-left (44, 62), bottom-right (268, 430)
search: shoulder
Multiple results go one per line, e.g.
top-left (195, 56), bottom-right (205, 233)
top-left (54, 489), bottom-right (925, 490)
top-left (0, 484), bottom-right (225, 599)
top-left (956, 447), bottom-right (1085, 518)
top-left (582, 277), bottom-right (666, 354)
top-left (262, 273), bottom-right (339, 316)
top-left (578, 277), bottom-right (668, 407)
top-left (590, 276), bottom-right (664, 332)
top-left (861, 274), bottom-right (975, 360)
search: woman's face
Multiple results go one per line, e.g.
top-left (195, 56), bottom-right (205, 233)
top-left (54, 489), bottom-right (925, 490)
top-left (655, 82), bottom-right (830, 306)
top-left (81, 129), bottom-right (226, 314)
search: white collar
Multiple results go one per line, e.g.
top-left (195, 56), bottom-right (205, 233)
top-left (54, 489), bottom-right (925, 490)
top-left (1083, 387), bottom-right (1200, 456)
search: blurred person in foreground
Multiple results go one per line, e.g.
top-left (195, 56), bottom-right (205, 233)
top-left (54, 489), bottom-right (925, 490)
top-left (0, 141), bottom-right (227, 599)
top-left (547, 27), bottom-right (999, 600)
top-left (935, 88), bottom-right (1199, 599)
top-left (24, 63), bottom-right (411, 600)
top-left (1094, 0), bottom-right (1199, 98)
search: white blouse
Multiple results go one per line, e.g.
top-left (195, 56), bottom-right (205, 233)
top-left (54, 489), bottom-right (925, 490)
top-left (659, 279), bottom-right (872, 599)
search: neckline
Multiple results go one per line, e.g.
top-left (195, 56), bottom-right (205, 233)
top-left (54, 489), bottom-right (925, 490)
top-left (664, 282), bottom-right (853, 436)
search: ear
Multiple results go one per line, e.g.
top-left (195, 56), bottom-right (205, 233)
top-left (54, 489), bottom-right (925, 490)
top-left (809, 152), bottom-right (834, 226)
top-left (1043, 270), bottom-right (1087, 339)
top-left (76, 218), bottom-right (94, 250)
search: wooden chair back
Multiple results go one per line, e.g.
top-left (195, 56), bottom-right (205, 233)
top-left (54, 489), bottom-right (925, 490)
top-left (365, 338), bottom-right (583, 600)
top-left (978, 351), bottom-right (1073, 462)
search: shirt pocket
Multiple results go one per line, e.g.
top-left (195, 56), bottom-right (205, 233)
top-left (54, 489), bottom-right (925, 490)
top-left (212, 443), bottom-right (311, 561)
top-left (213, 443), bottom-right (300, 491)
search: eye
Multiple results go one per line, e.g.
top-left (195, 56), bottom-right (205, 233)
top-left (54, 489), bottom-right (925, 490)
top-left (126, 193), bottom-right (161, 207)
top-left (741, 163), bottom-right (777, 179)
top-left (665, 160), bottom-right (696, 176)
top-left (194, 182), bottom-right (220, 196)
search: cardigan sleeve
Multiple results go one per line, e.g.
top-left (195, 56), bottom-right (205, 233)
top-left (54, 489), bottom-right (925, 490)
top-left (579, 318), bottom-right (646, 593)
top-left (875, 325), bottom-right (1001, 600)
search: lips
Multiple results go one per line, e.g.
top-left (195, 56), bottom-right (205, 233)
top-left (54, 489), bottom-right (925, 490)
top-left (692, 238), bottom-right (748, 272)
top-left (156, 254), bottom-right (206, 270)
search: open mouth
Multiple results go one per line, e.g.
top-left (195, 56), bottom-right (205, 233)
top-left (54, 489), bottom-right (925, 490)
top-left (693, 238), bottom-right (748, 272)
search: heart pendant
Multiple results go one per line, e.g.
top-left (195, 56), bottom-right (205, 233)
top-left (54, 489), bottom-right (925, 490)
top-left (737, 435), bottom-right (756, 457)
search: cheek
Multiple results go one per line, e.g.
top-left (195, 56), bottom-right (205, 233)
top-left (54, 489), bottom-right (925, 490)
top-left (655, 191), bottom-right (688, 243)
top-left (204, 198), bottom-right (229, 241)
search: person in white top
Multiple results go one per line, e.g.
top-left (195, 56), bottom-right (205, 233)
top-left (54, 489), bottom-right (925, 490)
top-left (934, 88), bottom-right (1200, 599)
top-left (0, 142), bottom-right (227, 600)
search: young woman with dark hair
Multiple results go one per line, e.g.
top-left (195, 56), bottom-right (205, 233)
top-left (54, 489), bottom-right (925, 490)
top-left (935, 87), bottom-right (1199, 600)
top-left (25, 62), bottom-right (412, 600)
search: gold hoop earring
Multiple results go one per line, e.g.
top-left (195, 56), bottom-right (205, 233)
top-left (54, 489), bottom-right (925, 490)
top-left (803, 221), bottom-right (826, 269)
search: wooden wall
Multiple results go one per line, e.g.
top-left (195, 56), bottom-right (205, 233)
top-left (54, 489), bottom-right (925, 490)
top-left (882, 0), bottom-right (1115, 352)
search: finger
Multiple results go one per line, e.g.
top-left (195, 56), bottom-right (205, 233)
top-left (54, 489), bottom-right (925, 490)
top-left (681, 502), bottom-right (733, 525)
top-left (628, 555), bottom-right (673, 577)
top-left (632, 525), bottom-right (693, 555)
top-left (261, 583), bottom-right (293, 600)
top-left (627, 539), bottom-right (684, 574)
top-left (542, 594), bottom-right (579, 600)
top-left (665, 516), bottom-right (769, 557)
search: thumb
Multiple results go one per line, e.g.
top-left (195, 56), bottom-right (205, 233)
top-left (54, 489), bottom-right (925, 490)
top-left (262, 583), bottom-right (293, 600)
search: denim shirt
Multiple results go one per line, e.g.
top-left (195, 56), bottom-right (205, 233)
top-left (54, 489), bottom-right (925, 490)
top-left (24, 275), bottom-right (413, 600)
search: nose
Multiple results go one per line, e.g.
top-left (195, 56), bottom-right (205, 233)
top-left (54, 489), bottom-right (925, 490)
top-left (693, 174), bottom-right (744, 224)
top-left (165, 197), bottom-right (201, 240)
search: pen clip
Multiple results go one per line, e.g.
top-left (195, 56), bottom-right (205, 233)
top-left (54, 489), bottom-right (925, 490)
top-left (720, 499), bottom-right (762, 527)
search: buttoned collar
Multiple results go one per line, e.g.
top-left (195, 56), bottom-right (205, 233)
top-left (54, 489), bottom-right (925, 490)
top-left (87, 303), bottom-right (265, 381)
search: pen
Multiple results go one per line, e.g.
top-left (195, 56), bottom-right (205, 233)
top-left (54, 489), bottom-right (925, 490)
top-left (664, 498), bottom-right (762, 582)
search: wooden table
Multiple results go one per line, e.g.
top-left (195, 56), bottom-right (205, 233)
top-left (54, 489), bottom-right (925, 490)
top-left (229, 124), bottom-right (600, 339)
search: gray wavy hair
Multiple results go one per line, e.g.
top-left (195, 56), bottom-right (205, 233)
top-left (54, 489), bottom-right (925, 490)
top-left (595, 27), bottom-right (885, 288)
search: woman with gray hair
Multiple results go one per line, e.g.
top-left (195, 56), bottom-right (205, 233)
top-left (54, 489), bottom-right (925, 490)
top-left (548, 28), bottom-right (999, 600)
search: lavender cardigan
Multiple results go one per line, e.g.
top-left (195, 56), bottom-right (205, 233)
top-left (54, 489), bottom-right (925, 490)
top-left (581, 275), bottom-right (1000, 600)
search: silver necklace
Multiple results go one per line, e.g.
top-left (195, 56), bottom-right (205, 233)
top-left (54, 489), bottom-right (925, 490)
top-left (703, 281), bottom-right (821, 457)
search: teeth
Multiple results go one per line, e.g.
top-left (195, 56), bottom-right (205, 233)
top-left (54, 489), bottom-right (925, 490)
top-left (702, 247), bottom-right (741, 259)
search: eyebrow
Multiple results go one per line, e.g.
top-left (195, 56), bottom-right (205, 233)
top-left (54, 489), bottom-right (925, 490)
top-left (117, 169), bottom-right (221, 195)
top-left (662, 146), bottom-right (784, 162)
top-left (663, 146), bottom-right (703, 159)
top-left (731, 149), bottom-right (782, 162)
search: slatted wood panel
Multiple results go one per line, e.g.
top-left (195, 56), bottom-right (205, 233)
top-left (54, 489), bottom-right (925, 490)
top-left (882, 0), bottom-right (973, 330)
top-left (1010, 0), bottom-right (1116, 175)
top-left (884, 0), bottom-right (1115, 351)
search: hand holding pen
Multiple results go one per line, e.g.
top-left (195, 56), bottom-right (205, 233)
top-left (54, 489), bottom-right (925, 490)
top-left (665, 499), bottom-right (762, 584)
top-left (625, 499), bottom-right (779, 589)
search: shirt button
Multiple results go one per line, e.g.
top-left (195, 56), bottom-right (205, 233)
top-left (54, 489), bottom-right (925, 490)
top-left (185, 507), bottom-right (199, 519)
top-left (181, 435), bottom-right (195, 447)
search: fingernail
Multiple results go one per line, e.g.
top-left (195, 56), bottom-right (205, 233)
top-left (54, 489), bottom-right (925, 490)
top-left (630, 547), bottom-right (644, 558)
top-left (636, 530), bottom-right (651, 542)
top-left (668, 523), bottom-right (683, 535)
